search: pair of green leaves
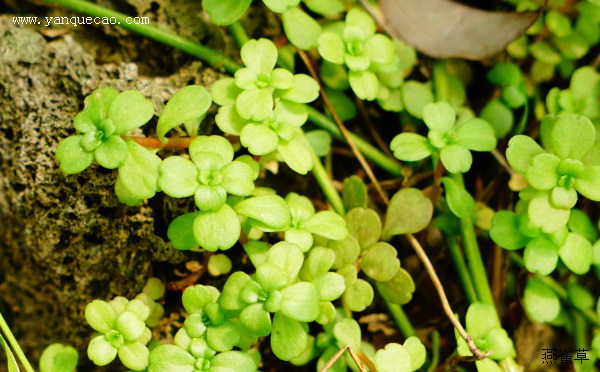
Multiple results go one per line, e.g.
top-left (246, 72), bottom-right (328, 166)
top-left (85, 297), bottom-right (152, 370)
top-left (391, 102), bottom-right (497, 173)
top-left (212, 38), bottom-right (319, 174)
top-left (317, 8), bottom-right (396, 100)
top-left (220, 242), bottom-right (320, 360)
top-left (55, 88), bottom-right (154, 174)
top-left (506, 113), bottom-right (600, 233)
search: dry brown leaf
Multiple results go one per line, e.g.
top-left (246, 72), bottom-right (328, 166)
top-left (358, 313), bottom-right (397, 336)
top-left (378, 0), bottom-right (540, 60)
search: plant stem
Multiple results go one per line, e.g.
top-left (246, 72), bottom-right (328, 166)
top-left (308, 141), bottom-right (345, 216)
top-left (228, 21), bottom-right (249, 47)
top-left (446, 234), bottom-right (478, 304)
top-left (405, 233), bottom-right (490, 360)
top-left (385, 302), bottom-right (416, 338)
top-left (449, 173), bottom-right (495, 307)
top-left (44, 0), bottom-right (242, 74)
top-left (0, 311), bottom-right (35, 372)
top-left (426, 330), bottom-right (441, 372)
top-left (306, 106), bottom-right (404, 177)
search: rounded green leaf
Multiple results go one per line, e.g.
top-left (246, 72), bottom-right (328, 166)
top-left (85, 300), bottom-right (116, 334)
top-left (489, 211), bottom-right (528, 250)
top-left (257, 263), bottom-right (288, 291)
top-left (558, 232), bottom-right (593, 274)
top-left (220, 161), bottom-right (255, 196)
top-left (194, 185), bottom-right (227, 211)
top-left (55, 135), bottom-right (95, 174)
top-left (240, 303), bottom-right (272, 337)
top-left (524, 277), bottom-right (560, 323)
top-left (304, 211), bottom-right (348, 240)
top-left (361, 242), bottom-right (400, 282)
top-left (208, 254), bottom-right (233, 276)
top-left (466, 302), bottom-right (500, 340)
top-left (506, 135), bottom-right (545, 174)
top-left (271, 313), bottom-right (308, 361)
top-left (329, 235), bottom-right (361, 269)
top-left (575, 166), bottom-right (600, 201)
top-left (342, 176), bottom-right (368, 211)
top-left (441, 177), bottom-right (476, 219)
top-left (318, 32), bottom-right (345, 64)
top-left (220, 272), bottom-right (252, 311)
top-left (94, 135), bottom-right (128, 169)
top-left (305, 130), bottom-right (332, 157)
top-left (240, 123), bottom-right (279, 155)
top-left (202, 0), bottom-right (251, 25)
top-left (206, 320), bottom-right (242, 352)
top-left (480, 99), bottom-right (514, 138)
top-left (118, 342), bottom-right (149, 371)
top-left (455, 118), bottom-right (497, 151)
top-left (182, 285), bottom-right (213, 314)
top-left (528, 192), bottom-right (570, 233)
top-left (346, 8), bottom-right (375, 37)
top-left (284, 228), bottom-right (313, 252)
top-left (568, 209), bottom-right (598, 242)
top-left (157, 85), bottom-right (211, 142)
top-left (342, 278), bottom-right (374, 312)
top-left (215, 104), bottom-right (247, 135)
top-left (277, 137), bottom-right (313, 175)
top-left (524, 237), bottom-right (559, 275)
top-left (148, 344), bottom-right (195, 371)
top-left (266, 241), bottom-right (305, 282)
top-left (423, 102), bottom-right (456, 131)
top-left (403, 337), bottom-right (426, 371)
top-left (278, 74), bottom-right (320, 103)
top-left (382, 188), bottom-right (433, 239)
top-left (108, 90), bottom-right (154, 134)
top-left (40, 343), bottom-right (79, 372)
top-left (283, 7), bottom-right (322, 50)
top-left (211, 78), bottom-right (243, 106)
top-left (189, 135), bottom-right (234, 164)
top-left (211, 350), bottom-right (257, 372)
top-left (313, 272), bottom-right (345, 302)
top-left (364, 34), bottom-right (395, 65)
top-left (159, 156), bottom-right (198, 198)
top-left (401, 81), bottom-right (434, 119)
top-left (236, 89), bottom-right (273, 121)
top-left (167, 212), bottom-right (200, 250)
top-left (235, 195), bottom-right (291, 232)
top-left (280, 282), bottom-right (320, 322)
top-left (440, 144), bottom-right (472, 173)
top-left (116, 139), bottom-right (161, 203)
top-left (193, 204), bottom-right (241, 251)
top-left (374, 343), bottom-right (412, 372)
top-left (348, 70), bottom-right (379, 101)
top-left (551, 114), bottom-right (595, 160)
top-left (333, 318), bottom-right (361, 352)
top-left (345, 207), bottom-right (381, 249)
top-left (87, 335), bottom-right (117, 367)
top-left (390, 133), bottom-right (432, 162)
top-left (484, 328), bottom-right (515, 360)
top-left (115, 311), bottom-right (146, 342)
top-left (241, 38), bottom-right (278, 73)
top-left (304, 247), bottom-right (335, 279)
top-left (376, 268), bottom-right (415, 305)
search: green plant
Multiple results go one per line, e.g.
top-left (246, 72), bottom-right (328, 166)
top-left (23, 0), bottom-right (600, 371)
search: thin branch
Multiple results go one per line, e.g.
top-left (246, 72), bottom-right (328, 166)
top-left (491, 148), bottom-right (515, 176)
top-left (405, 233), bottom-right (490, 360)
top-left (297, 49), bottom-right (389, 205)
top-left (319, 345), bottom-right (367, 372)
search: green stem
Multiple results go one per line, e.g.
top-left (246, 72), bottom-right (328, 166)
top-left (446, 234), bottom-right (478, 304)
top-left (426, 330), bottom-right (440, 372)
top-left (510, 253), bottom-right (600, 328)
top-left (228, 21), bottom-right (249, 48)
top-left (307, 138), bottom-right (345, 216)
top-left (44, 0), bottom-right (242, 74)
top-left (0, 312), bottom-right (35, 372)
top-left (385, 302), bottom-right (416, 338)
top-left (432, 60), bottom-right (450, 102)
top-left (306, 106), bottom-right (404, 178)
top-left (573, 312), bottom-right (587, 350)
top-left (449, 173), bottom-right (495, 307)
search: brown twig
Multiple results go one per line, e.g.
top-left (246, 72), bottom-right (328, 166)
top-left (297, 49), bottom-right (390, 205)
top-left (124, 136), bottom-right (194, 149)
top-left (167, 252), bottom-right (213, 291)
top-left (319, 345), bottom-right (367, 372)
top-left (405, 233), bottom-right (491, 360)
